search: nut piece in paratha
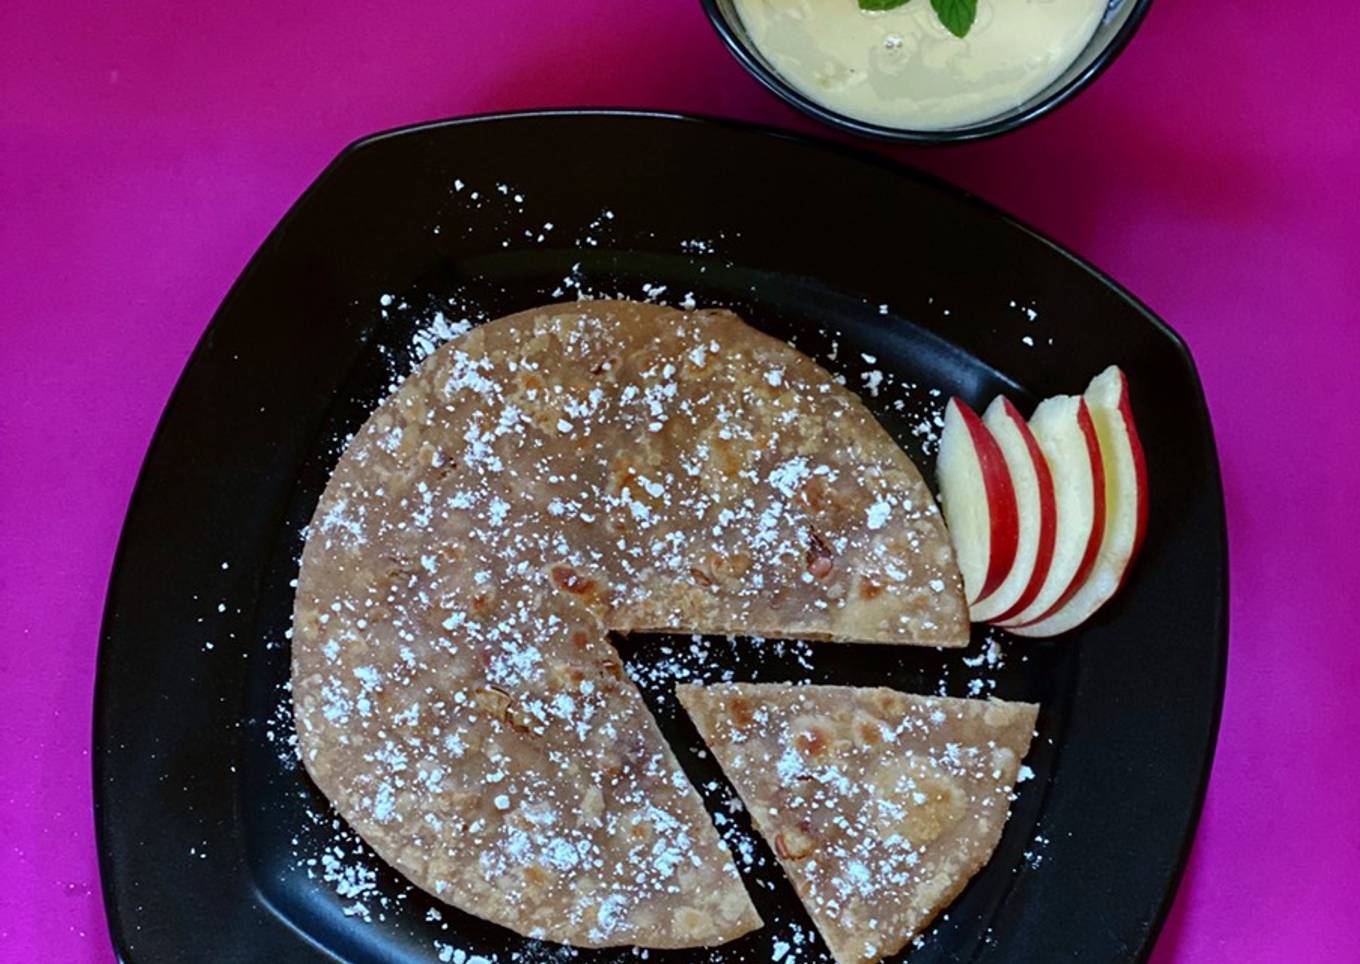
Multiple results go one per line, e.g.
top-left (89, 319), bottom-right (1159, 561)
top-left (677, 683), bottom-right (1038, 964)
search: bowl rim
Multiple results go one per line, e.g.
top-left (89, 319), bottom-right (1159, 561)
top-left (699, 0), bottom-right (1155, 144)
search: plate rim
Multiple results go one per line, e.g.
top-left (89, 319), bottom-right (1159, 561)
top-left (92, 108), bottom-right (1228, 964)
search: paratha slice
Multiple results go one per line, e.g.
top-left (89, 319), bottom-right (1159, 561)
top-left (676, 683), bottom-right (1038, 964)
top-left (293, 300), bottom-right (967, 949)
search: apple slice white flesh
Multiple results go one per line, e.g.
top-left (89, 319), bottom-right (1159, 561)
top-left (1010, 366), bottom-right (1147, 637)
top-left (996, 395), bottom-right (1105, 627)
top-left (969, 396), bottom-right (1058, 622)
top-left (938, 397), bottom-right (1019, 605)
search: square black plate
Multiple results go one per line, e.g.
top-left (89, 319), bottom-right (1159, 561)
top-left (94, 111), bottom-right (1226, 964)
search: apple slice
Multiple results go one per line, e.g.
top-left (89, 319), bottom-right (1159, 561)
top-left (969, 396), bottom-right (1058, 622)
top-left (1010, 366), bottom-right (1147, 637)
top-left (938, 398), bottom-right (1019, 605)
top-left (995, 395), bottom-right (1105, 628)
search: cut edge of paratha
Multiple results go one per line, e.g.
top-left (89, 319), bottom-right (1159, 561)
top-left (676, 682), bottom-right (1038, 964)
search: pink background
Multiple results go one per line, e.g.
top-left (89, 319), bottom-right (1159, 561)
top-left (2, 1), bottom-right (1357, 960)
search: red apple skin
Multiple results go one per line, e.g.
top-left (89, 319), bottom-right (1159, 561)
top-left (1010, 366), bottom-right (1148, 637)
top-left (954, 399), bottom-right (1020, 603)
top-left (1012, 397), bottom-right (1107, 628)
top-left (986, 398), bottom-right (1058, 623)
top-left (1116, 372), bottom-right (1149, 591)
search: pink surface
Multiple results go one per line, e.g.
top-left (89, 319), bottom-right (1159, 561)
top-left (2, 0), bottom-right (1357, 960)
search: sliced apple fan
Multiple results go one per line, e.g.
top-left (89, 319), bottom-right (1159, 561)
top-left (939, 366), bottom-right (1145, 637)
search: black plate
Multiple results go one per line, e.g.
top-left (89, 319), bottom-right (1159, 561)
top-left (94, 111), bottom-right (1226, 964)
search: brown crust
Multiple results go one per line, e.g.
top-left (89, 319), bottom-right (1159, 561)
top-left (291, 300), bottom-right (966, 949)
top-left (677, 683), bottom-right (1038, 964)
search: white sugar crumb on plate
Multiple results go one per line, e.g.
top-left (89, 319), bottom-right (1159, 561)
top-left (679, 237), bottom-right (715, 254)
top-left (435, 941), bottom-right (498, 963)
top-left (1022, 833), bottom-right (1051, 868)
top-left (961, 636), bottom-right (1004, 669)
top-left (1008, 299), bottom-right (1040, 322)
top-left (412, 310), bottom-right (475, 361)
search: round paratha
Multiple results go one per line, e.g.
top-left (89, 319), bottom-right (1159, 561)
top-left (291, 300), bottom-right (966, 948)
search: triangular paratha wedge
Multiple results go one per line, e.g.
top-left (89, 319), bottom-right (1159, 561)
top-left (292, 301), bottom-right (967, 949)
top-left (676, 682), bottom-right (1038, 964)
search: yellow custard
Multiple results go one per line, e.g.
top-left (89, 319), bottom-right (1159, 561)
top-left (734, 0), bottom-right (1107, 130)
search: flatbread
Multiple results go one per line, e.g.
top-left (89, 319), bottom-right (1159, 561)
top-left (291, 300), bottom-right (967, 949)
top-left (676, 683), bottom-right (1038, 964)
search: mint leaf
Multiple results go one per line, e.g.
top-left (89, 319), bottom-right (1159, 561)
top-left (860, 0), bottom-right (977, 37)
top-left (930, 0), bottom-right (977, 37)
